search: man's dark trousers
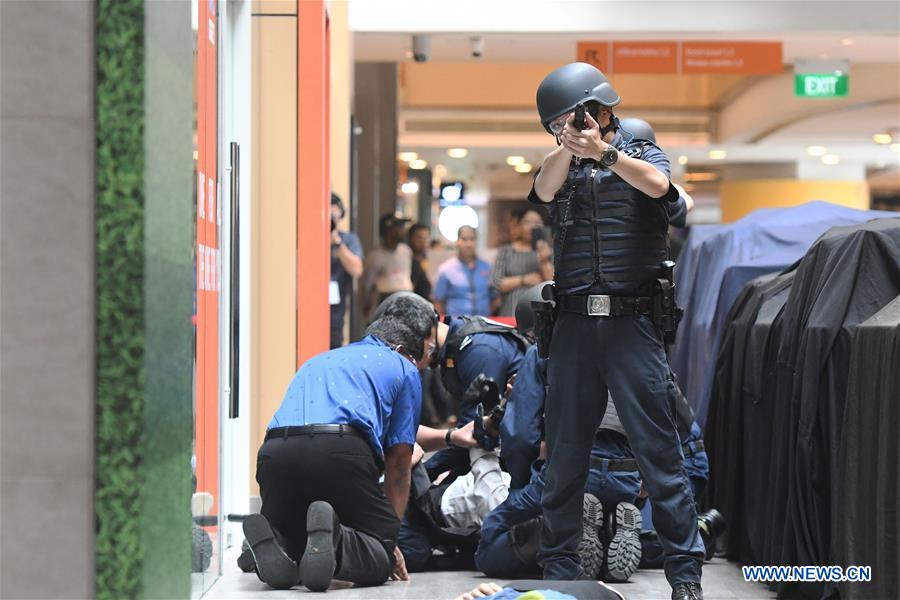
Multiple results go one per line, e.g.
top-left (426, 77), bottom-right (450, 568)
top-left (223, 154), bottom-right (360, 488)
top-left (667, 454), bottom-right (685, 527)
top-left (256, 429), bottom-right (398, 586)
top-left (537, 312), bottom-right (704, 585)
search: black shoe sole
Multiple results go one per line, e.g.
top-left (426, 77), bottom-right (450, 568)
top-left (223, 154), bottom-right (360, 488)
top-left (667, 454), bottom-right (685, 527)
top-left (242, 514), bottom-right (299, 589)
top-left (606, 502), bottom-right (642, 582)
top-left (300, 501), bottom-right (337, 592)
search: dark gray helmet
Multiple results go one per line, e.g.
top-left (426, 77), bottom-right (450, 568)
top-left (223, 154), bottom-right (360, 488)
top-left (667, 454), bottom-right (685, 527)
top-left (618, 118), bottom-right (656, 144)
top-left (536, 62), bottom-right (621, 134)
top-left (515, 282), bottom-right (554, 335)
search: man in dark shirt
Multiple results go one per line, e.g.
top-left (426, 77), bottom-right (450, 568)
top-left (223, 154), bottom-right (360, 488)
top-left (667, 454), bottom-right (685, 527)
top-left (409, 222), bottom-right (432, 300)
top-left (330, 193), bottom-right (364, 348)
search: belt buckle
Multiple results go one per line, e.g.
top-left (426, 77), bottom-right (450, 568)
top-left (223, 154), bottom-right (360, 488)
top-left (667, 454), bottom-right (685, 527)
top-left (587, 295), bottom-right (611, 317)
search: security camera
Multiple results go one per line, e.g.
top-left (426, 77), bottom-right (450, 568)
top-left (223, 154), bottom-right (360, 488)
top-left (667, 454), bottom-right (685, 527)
top-left (470, 36), bottom-right (484, 59)
top-left (412, 34), bottom-right (430, 63)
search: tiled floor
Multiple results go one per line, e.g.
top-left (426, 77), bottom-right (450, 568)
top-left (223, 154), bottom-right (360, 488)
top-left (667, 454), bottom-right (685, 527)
top-left (203, 545), bottom-right (776, 599)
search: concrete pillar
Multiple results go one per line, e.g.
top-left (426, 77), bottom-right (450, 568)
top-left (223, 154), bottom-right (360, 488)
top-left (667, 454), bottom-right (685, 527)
top-left (353, 62), bottom-right (398, 254)
top-left (0, 1), bottom-right (95, 596)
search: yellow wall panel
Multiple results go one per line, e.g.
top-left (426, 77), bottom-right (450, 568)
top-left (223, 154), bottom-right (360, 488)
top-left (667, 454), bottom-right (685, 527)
top-left (720, 179), bottom-right (870, 223)
top-left (251, 15), bottom-right (297, 493)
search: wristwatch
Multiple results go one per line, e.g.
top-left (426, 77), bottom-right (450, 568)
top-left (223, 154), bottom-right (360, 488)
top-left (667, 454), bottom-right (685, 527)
top-left (445, 428), bottom-right (457, 448)
top-left (599, 145), bottom-right (619, 168)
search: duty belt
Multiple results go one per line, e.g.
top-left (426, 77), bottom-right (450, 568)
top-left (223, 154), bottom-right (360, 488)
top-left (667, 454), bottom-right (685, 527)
top-left (590, 456), bottom-right (640, 472)
top-left (266, 423), bottom-right (364, 441)
top-left (557, 294), bottom-right (653, 317)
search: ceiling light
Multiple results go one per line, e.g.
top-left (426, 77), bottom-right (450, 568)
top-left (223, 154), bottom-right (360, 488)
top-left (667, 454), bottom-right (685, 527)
top-left (708, 149), bottom-right (727, 160)
top-left (677, 155), bottom-right (689, 166)
top-left (398, 151), bottom-right (418, 162)
top-left (409, 159), bottom-right (428, 170)
top-left (821, 154), bottom-right (840, 165)
top-left (400, 181), bottom-right (419, 195)
top-left (506, 155), bottom-right (525, 166)
top-left (447, 148), bottom-right (468, 158)
top-left (514, 163), bottom-right (533, 173)
top-left (841, 38), bottom-right (853, 46)
top-left (806, 145), bottom-right (827, 156)
top-left (891, 144), bottom-right (900, 153)
top-left (873, 133), bottom-right (893, 145)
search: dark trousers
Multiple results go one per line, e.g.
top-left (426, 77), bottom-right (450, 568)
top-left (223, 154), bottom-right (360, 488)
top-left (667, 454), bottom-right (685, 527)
top-left (256, 431), bottom-right (399, 586)
top-left (537, 312), bottom-right (704, 585)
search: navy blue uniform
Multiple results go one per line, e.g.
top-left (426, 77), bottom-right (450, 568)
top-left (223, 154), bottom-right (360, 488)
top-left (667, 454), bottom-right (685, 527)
top-left (501, 345), bottom-right (548, 489)
top-left (640, 422), bottom-right (709, 569)
top-left (529, 134), bottom-right (704, 586)
top-left (426, 317), bottom-right (526, 478)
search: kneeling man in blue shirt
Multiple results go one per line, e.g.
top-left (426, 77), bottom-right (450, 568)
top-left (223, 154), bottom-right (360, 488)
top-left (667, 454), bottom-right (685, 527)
top-left (242, 303), bottom-right (476, 592)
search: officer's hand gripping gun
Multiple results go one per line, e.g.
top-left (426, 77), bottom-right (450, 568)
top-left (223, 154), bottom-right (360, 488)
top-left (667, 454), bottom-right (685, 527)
top-left (465, 375), bottom-right (503, 451)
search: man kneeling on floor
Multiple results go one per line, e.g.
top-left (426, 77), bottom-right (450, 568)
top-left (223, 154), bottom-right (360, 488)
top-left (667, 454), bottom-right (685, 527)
top-left (242, 310), bottom-right (444, 592)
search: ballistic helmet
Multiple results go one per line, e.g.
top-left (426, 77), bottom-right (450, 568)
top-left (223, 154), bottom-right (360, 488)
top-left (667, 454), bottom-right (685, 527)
top-left (515, 282), bottom-right (554, 336)
top-left (536, 62), bottom-right (621, 134)
top-left (618, 118), bottom-right (656, 144)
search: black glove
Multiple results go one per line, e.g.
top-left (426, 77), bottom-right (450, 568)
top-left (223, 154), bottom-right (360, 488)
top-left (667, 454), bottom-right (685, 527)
top-left (463, 374), bottom-right (501, 412)
top-left (473, 403), bottom-right (500, 451)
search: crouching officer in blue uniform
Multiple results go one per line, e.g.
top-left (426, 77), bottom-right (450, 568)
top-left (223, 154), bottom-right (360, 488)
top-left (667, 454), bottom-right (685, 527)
top-left (423, 314), bottom-right (529, 478)
top-left (529, 62), bottom-right (704, 600)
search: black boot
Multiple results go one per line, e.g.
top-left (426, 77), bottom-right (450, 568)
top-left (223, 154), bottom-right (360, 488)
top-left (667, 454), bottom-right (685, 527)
top-left (671, 581), bottom-right (704, 600)
top-left (236, 539), bottom-right (256, 573)
top-left (300, 501), bottom-right (342, 592)
top-left (242, 514), bottom-right (300, 589)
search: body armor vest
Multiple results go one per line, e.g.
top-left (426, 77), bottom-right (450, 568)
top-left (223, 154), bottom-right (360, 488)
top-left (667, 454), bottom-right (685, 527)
top-left (440, 316), bottom-right (531, 398)
top-left (552, 142), bottom-right (670, 296)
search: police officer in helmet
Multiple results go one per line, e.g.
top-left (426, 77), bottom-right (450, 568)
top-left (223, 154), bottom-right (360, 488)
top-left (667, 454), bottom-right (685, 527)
top-left (529, 62), bottom-right (704, 600)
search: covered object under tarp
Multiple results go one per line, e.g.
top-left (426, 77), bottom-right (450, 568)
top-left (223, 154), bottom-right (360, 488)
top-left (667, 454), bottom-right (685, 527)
top-left (705, 217), bottom-right (900, 599)
top-left (671, 202), bottom-right (894, 427)
top-left (833, 295), bottom-right (900, 600)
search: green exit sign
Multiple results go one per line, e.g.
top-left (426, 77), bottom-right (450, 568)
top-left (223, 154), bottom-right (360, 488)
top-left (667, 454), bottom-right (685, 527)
top-left (795, 73), bottom-right (848, 97)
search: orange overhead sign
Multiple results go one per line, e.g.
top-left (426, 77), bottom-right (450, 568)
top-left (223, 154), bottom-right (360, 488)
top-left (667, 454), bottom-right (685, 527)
top-left (577, 41), bottom-right (782, 75)
top-left (681, 42), bottom-right (783, 74)
top-left (612, 41), bottom-right (678, 73)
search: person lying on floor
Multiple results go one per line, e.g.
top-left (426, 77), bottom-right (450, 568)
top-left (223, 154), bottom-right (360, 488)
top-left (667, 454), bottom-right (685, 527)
top-left (397, 431), bottom-right (511, 572)
top-left (238, 295), bottom-right (479, 592)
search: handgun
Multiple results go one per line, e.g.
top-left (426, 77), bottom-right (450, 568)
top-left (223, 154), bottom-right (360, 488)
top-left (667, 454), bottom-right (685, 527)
top-left (573, 104), bottom-right (586, 130)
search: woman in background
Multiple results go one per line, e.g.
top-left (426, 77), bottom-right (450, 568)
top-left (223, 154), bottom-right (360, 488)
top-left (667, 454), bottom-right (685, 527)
top-left (491, 207), bottom-right (553, 316)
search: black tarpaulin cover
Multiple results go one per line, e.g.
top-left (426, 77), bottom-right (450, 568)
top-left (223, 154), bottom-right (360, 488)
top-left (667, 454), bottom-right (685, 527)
top-left (706, 217), bottom-right (900, 599)
top-left (706, 269), bottom-right (796, 564)
top-left (833, 295), bottom-right (900, 600)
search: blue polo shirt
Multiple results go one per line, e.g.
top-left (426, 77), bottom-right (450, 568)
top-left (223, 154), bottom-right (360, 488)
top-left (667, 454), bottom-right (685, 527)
top-left (433, 256), bottom-right (494, 317)
top-left (268, 335), bottom-right (421, 459)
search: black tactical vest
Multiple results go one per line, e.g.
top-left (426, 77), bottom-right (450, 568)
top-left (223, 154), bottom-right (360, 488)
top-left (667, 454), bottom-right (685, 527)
top-left (440, 316), bottom-right (531, 397)
top-left (552, 142), bottom-right (670, 296)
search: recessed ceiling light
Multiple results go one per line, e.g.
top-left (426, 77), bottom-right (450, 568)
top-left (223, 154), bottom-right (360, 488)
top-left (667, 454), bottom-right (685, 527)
top-left (398, 151), bottom-right (418, 162)
top-left (506, 155), bottom-right (525, 166)
top-left (514, 163), bottom-right (533, 173)
top-left (447, 148), bottom-right (468, 158)
top-left (841, 38), bottom-right (853, 46)
top-left (677, 155), bottom-right (689, 165)
top-left (708, 149), bottom-right (727, 160)
top-left (821, 154), bottom-right (841, 165)
top-left (873, 133), bottom-right (893, 145)
top-left (807, 145), bottom-right (827, 156)
top-left (409, 159), bottom-right (428, 170)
